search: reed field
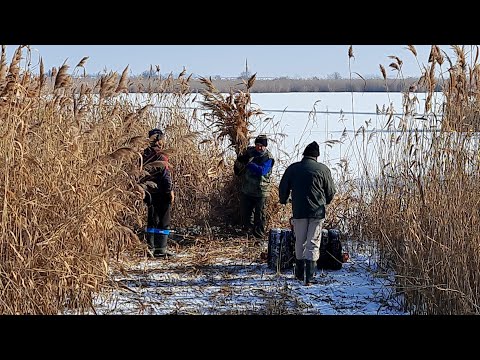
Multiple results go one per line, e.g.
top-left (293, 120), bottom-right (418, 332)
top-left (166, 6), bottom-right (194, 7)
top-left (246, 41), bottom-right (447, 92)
top-left (0, 45), bottom-right (294, 314)
top-left (0, 45), bottom-right (478, 314)
top-left (342, 45), bottom-right (480, 314)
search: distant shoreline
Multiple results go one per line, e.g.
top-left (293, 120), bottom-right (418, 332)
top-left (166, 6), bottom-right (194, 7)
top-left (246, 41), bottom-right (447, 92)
top-left (184, 77), bottom-right (425, 93)
top-left (72, 76), bottom-right (442, 93)
top-left (133, 77), bottom-right (439, 93)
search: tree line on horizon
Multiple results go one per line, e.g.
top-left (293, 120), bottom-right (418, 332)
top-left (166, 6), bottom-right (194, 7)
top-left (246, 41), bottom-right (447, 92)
top-left (67, 74), bottom-right (437, 93)
top-left (183, 77), bottom-right (435, 93)
top-left (46, 63), bottom-right (438, 93)
top-left (41, 58), bottom-right (442, 93)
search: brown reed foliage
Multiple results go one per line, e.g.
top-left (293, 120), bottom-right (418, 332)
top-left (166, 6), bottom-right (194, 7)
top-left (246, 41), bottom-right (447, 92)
top-left (0, 46), bottom-right (149, 314)
top-left (342, 45), bottom-right (480, 314)
top-left (0, 45), bottom-right (7, 83)
top-left (195, 74), bottom-right (287, 229)
top-left (199, 75), bottom-right (260, 155)
top-left (197, 76), bottom-right (253, 224)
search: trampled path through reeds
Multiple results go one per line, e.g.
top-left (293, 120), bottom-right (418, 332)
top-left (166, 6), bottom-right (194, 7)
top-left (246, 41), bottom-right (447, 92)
top-left (89, 234), bottom-right (405, 315)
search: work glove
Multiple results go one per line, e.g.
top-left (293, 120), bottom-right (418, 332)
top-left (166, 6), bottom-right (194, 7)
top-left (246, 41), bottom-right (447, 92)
top-left (237, 153), bottom-right (249, 163)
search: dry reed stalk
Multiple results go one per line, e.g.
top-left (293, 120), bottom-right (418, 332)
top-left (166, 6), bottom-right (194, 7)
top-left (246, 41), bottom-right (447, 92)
top-left (39, 58), bottom-right (45, 91)
top-left (0, 45), bottom-right (7, 83)
top-left (389, 62), bottom-right (400, 71)
top-left (199, 74), bottom-right (260, 155)
top-left (115, 66), bottom-right (129, 94)
top-left (76, 56), bottom-right (89, 69)
top-left (379, 64), bottom-right (386, 80)
top-left (54, 63), bottom-right (72, 90)
top-left (407, 45), bottom-right (417, 57)
top-left (75, 56), bottom-right (89, 78)
top-left (98, 72), bottom-right (118, 99)
top-left (7, 46), bottom-right (22, 82)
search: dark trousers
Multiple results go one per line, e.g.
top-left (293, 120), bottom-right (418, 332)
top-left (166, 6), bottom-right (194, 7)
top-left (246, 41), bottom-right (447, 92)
top-left (144, 193), bottom-right (172, 255)
top-left (146, 194), bottom-right (171, 230)
top-left (240, 193), bottom-right (267, 238)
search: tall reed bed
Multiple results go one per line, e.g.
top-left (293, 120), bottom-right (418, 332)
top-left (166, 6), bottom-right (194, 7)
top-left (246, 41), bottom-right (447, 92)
top-left (341, 45), bottom-right (480, 314)
top-left (0, 46), bottom-right (292, 313)
top-left (0, 46), bottom-right (153, 313)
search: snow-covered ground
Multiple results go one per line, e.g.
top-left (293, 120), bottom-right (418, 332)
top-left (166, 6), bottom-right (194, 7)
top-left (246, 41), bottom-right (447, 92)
top-left (92, 237), bottom-right (408, 315)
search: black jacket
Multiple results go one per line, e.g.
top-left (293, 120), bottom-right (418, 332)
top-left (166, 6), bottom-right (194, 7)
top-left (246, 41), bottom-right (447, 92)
top-left (140, 145), bottom-right (173, 201)
top-left (279, 156), bottom-right (336, 219)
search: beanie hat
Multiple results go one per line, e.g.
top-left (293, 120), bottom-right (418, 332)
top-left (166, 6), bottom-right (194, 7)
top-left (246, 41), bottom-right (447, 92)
top-left (303, 141), bottom-right (320, 157)
top-left (255, 134), bottom-right (268, 147)
top-left (148, 128), bottom-right (164, 140)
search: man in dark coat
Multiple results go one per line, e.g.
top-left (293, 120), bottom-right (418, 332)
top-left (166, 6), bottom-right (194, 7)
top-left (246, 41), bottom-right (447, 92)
top-left (140, 128), bottom-right (175, 257)
top-left (234, 134), bottom-right (274, 239)
top-left (279, 141), bottom-right (336, 285)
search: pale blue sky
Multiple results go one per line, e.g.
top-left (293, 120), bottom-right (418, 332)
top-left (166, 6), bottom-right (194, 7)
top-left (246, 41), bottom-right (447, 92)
top-left (5, 45), bottom-right (460, 79)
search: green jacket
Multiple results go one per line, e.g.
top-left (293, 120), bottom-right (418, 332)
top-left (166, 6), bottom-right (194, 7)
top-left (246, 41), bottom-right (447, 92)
top-left (279, 156), bottom-right (336, 219)
top-left (234, 146), bottom-right (274, 197)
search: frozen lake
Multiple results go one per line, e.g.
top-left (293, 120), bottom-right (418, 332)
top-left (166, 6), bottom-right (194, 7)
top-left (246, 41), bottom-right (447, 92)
top-left (249, 92), bottom-right (443, 177)
top-left (128, 91), bottom-right (444, 179)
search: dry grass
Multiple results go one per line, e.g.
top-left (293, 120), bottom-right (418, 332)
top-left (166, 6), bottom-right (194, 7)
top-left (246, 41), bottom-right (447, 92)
top-left (339, 45), bottom-right (480, 314)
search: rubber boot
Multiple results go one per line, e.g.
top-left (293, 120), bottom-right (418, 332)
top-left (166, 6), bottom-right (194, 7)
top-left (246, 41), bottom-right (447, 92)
top-left (252, 226), bottom-right (265, 240)
top-left (146, 233), bottom-right (156, 257)
top-left (305, 260), bottom-right (317, 286)
top-left (294, 259), bottom-right (304, 282)
top-left (154, 233), bottom-right (176, 257)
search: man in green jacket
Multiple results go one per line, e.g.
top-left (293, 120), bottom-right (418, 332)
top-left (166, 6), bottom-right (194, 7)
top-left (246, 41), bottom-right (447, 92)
top-left (279, 141), bottom-right (336, 285)
top-left (234, 135), bottom-right (274, 239)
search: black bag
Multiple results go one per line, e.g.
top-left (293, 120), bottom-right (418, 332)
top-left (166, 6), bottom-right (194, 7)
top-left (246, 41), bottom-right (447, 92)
top-left (267, 229), bottom-right (295, 271)
top-left (317, 228), bottom-right (343, 270)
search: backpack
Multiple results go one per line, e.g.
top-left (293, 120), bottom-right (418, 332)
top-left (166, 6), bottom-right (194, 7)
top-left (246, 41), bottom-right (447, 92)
top-left (317, 228), bottom-right (343, 270)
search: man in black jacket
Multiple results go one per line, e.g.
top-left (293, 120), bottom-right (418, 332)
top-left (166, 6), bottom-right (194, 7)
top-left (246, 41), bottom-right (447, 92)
top-left (279, 141), bottom-right (336, 285)
top-left (140, 128), bottom-right (175, 258)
